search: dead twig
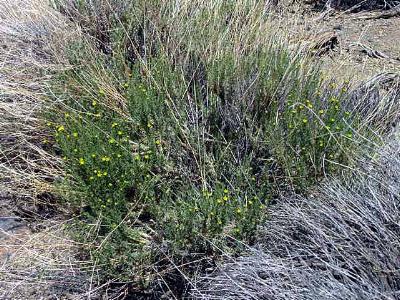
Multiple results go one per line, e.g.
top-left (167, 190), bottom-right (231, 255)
top-left (350, 42), bottom-right (390, 59)
top-left (354, 5), bottom-right (400, 20)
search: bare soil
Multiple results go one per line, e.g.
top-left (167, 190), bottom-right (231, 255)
top-left (283, 5), bottom-right (400, 83)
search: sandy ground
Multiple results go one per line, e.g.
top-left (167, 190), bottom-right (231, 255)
top-left (320, 10), bottom-right (399, 81)
top-left (277, 4), bottom-right (400, 83)
top-left (299, 6), bottom-right (400, 82)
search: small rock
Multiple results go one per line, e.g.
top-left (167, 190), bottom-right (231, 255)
top-left (0, 217), bottom-right (23, 234)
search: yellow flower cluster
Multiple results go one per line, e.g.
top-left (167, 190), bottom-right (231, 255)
top-left (101, 156), bottom-right (111, 162)
top-left (94, 170), bottom-right (108, 177)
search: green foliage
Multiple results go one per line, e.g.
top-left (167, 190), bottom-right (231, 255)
top-left (48, 0), bottom-right (374, 287)
top-left (48, 54), bottom-right (268, 281)
top-left (274, 82), bottom-right (357, 188)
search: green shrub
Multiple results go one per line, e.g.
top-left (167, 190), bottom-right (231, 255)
top-left (48, 0), bottom-right (375, 290)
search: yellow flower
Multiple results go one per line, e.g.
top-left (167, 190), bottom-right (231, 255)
top-left (302, 118), bottom-right (308, 124)
top-left (307, 103), bottom-right (313, 108)
top-left (92, 100), bottom-right (97, 107)
top-left (144, 154), bottom-right (149, 160)
top-left (57, 125), bottom-right (65, 132)
top-left (79, 158), bottom-right (85, 165)
top-left (223, 196), bottom-right (229, 201)
top-left (330, 97), bottom-right (338, 103)
top-left (319, 109), bottom-right (325, 114)
top-left (123, 83), bottom-right (129, 88)
top-left (91, 154), bottom-right (96, 158)
top-left (109, 138), bottom-right (116, 144)
top-left (217, 220), bottom-right (222, 225)
top-left (117, 154), bottom-right (122, 158)
top-left (248, 200), bottom-right (253, 205)
top-left (111, 122), bottom-right (118, 128)
top-left (103, 171), bottom-right (108, 176)
top-left (64, 113), bottom-right (70, 118)
top-left (236, 208), bottom-right (242, 214)
top-left (217, 199), bottom-right (223, 204)
top-left (73, 132), bottom-right (78, 138)
top-left (46, 122), bottom-right (52, 126)
top-left (99, 89), bottom-right (105, 95)
top-left (155, 140), bottom-right (161, 145)
top-left (134, 155), bottom-right (140, 161)
top-left (223, 189), bottom-right (229, 194)
top-left (117, 131), bottom-right (123, 136)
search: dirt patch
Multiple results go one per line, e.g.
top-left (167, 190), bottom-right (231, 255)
top-left (0, 218), bottom-right (31, 262)
top-left (318, 10), bottom-right (400, 81)
top-left (281, 3), bottom-right (400, 83)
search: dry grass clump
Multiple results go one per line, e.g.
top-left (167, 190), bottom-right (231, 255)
top-left (0, 0), bottom-right (77, 211)
top-left (349, 72), bottom-right (400, 132)
top-left (0, 220), bottom-right (99, 299)
top-left (0, 1), bottom-right (102, 298)
top-left (194, 130), bottom-right (400, 300)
